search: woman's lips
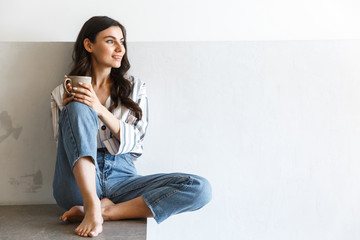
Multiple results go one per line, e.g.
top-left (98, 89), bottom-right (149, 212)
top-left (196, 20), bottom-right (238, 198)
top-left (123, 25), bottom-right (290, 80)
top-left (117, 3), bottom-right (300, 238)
top-left (113, 55), bottom-right (122, 61)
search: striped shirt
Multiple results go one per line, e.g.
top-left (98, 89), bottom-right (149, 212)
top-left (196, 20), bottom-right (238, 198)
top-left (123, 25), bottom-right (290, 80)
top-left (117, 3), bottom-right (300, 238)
top-left (50, 75), bottom-right (149, 158)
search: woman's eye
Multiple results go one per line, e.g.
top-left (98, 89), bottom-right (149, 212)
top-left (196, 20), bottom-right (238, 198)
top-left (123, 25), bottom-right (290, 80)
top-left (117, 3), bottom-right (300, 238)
top-left (106, 40), bottom-right (114, 44)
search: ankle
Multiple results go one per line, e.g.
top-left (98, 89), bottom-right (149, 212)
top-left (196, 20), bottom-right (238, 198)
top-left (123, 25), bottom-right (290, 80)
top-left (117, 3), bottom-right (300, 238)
top-left (83, 198), bottom-right (101, 209)
top-left (102, 206), bottom-right (114, 221)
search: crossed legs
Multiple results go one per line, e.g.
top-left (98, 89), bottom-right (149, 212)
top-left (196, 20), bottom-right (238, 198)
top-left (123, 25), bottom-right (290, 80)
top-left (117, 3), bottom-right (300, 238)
top-left (63, 156), bottom-right (153, 237)
top-left (53, 102), bottom-right (211, 237)
top-left (54, 102), bottom-right (153, 237)
top-left (60, 170), bottom-right (212, 229)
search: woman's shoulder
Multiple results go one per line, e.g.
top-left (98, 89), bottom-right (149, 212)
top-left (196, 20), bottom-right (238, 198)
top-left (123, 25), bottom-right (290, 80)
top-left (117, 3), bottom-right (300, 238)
top-left (125, 74), bottom-right (147, 98)
top-left (126, 74), bottom-right (146, 88)
top-left (125, 74), bottom-right (145, 85)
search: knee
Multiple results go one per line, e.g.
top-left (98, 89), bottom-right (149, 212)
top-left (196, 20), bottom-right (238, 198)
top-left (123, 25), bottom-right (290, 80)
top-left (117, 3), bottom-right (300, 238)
top-left (63, 102), bottom-right (98, 127)
top-left (66, 101), bottom-right (97, 118)
top-left (192, 175), bottom-right (212, 208)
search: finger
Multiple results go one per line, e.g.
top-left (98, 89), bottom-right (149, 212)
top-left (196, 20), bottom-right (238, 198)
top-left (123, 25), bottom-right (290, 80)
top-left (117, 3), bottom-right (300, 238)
top-left (73, 97), bottom-right (83, 104)
top-left (63, 96), bottom-right (74, 105)
top-left (74, 97), bottom-right (90, 106)
top-left (65, 82), bottom-right (72, 91)
top-left (63, 92), bottom-right (71, 99)
top-left (67, 97), bottom-right (74, 105)
top-left (72, 87), bottom-right (91, 97)
top-left (78, 82), bottom-right (92, 91)
top-left (62, 92), bottom-right (70, 101)
top-left (74, 93), bottom-right (91, 102)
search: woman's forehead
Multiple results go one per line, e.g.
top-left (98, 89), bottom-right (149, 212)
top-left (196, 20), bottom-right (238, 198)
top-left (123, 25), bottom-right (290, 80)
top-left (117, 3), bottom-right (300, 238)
top-left (98, 26), bottom-right (124, 39)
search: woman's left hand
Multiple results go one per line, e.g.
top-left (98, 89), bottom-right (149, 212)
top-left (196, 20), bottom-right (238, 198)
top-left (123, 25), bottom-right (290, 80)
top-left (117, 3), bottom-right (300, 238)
top-left (71, 82), bottom-right (104, 116)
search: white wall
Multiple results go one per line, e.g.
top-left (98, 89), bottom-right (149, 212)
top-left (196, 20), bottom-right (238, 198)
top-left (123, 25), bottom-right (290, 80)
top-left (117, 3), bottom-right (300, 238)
top-left (130, 40), bottom-right (360, 240)
top-left (2, 1), bottom-right (360, 240)
top-left (1, 0), bottom-right (360, 42)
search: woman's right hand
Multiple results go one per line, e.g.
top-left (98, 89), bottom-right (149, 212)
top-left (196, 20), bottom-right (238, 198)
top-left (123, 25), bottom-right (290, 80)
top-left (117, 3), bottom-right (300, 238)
top-left (62, 75), bottom-right (75, 106)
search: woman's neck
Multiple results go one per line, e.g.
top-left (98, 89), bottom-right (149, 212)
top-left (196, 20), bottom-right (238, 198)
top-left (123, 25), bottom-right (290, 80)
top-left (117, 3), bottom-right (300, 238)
top-left (91, 66), bottom-right (112, 89)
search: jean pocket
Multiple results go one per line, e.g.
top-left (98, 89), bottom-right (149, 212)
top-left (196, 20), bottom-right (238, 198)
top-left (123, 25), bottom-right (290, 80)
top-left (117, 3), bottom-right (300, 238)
top-left (123, 153), bottom-right (135, 167)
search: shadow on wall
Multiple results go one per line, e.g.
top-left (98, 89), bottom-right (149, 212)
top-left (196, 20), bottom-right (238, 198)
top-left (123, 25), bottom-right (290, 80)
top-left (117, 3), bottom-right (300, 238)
top-left (0, 110), bottom-right (42, 193)
top-left (9, 170), bottom-right (43, 193)
top-left (0, 111), bottom-right (22, 143)
top-left (0, 42), bottom-right (73, 202)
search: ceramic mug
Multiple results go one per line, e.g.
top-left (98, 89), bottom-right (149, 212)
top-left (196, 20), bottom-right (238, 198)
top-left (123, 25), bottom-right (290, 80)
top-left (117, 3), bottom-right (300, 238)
top-left (63, 76), bottom-right (92, 95)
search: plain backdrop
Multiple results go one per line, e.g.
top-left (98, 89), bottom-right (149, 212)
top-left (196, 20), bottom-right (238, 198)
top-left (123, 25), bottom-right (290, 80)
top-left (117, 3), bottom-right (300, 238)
top-left (1, 1), bottom-right (360, 240)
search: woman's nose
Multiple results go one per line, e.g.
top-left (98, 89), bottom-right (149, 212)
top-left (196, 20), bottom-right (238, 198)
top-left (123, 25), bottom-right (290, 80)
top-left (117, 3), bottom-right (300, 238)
top-left (115, 43), bottom-right (124, 52)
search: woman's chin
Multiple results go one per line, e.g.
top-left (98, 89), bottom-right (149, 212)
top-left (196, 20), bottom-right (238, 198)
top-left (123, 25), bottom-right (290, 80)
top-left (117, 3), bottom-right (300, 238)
top-left (111, 63), bottom-right (121, 68)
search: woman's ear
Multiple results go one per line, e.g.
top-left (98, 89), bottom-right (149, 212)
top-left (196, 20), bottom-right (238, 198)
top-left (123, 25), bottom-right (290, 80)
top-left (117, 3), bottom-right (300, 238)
top-left (83, 38), bottom-right (93, 53)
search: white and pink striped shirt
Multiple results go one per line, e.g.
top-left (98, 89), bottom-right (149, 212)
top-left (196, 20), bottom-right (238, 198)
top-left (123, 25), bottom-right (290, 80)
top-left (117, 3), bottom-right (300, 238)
top-left (50, 75), bottom-right (149, 158)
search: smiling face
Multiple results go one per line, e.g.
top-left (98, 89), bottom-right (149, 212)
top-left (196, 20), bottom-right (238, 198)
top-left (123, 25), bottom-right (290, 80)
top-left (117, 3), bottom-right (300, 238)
top-left (84, 26), bottom-right (126, 70)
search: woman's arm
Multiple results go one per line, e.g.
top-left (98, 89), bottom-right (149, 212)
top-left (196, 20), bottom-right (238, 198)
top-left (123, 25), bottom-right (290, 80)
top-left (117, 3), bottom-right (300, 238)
top-left (102, 80), bottom-right (149, 155)
top-left (71, 79), bottom-right (149, 155)
top-left (97, 106), bottom-right (121, 141)
top-left (70, 82), bottom-right (121, 142)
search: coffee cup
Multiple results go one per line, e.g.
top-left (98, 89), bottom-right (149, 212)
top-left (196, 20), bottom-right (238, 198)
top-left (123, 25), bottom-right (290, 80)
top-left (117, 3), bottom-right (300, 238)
top-left (63, 76), bottom-right (92, 95)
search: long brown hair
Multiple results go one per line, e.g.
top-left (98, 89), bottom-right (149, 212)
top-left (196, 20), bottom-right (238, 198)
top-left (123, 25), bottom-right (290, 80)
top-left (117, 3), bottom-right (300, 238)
top-left (69, 16), bottom-right (142, 120)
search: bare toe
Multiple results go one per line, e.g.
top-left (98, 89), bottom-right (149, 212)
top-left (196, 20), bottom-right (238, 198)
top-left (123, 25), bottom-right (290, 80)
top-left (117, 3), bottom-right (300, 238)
top-left (89, 231), bottom-right (98, 237)
top-left (74, 202), bottom-right (103, 237)
top-left (84, 227), bottom-right (91, 237)
top-left (62, 206), bottom-right (85, 222)
top-left (81, 229), bottom-right (87, 236)
top-left (75, 226), bottom-right (81, 235)
top-left (89, 224), bottom-right (102, 237)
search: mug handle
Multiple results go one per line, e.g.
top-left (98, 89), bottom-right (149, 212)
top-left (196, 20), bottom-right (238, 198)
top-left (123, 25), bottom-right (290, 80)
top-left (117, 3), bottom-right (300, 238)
top-left (63, 77), bottom-right (72, 95)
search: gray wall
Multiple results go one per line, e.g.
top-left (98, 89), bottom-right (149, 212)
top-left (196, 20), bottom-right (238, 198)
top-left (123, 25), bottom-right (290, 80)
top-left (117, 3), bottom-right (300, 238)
top-left (1, 41), bottom-right (360, 240)
top-left (0, 43), bottom-right (73, 204)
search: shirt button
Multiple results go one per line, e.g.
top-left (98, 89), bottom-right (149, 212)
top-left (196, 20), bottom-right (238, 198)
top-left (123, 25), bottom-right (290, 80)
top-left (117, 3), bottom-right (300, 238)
top-left (101, 125), bottom-right (106, 130)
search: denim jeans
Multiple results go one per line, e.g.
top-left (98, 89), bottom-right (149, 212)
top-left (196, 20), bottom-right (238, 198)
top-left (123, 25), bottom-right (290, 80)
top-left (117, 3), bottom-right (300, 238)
top-left (52, 101), bottom-right (212, 223)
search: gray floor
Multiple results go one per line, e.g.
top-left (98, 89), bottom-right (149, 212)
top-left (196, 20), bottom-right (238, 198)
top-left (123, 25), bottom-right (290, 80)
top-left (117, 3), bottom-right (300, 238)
top-left (0, 204), bottom-right (147, 240)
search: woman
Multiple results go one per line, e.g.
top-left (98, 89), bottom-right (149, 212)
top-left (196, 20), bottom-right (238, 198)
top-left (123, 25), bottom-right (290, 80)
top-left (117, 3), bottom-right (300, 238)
top-left (51, 16), bottom-right (212, 237)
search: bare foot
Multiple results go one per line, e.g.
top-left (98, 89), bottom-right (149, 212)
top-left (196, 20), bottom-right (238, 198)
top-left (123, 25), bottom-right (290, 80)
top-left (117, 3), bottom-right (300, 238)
top-left (74, 199), bottom-right (103, 237)
top-left (60, 198), bottom-right (115, 227)
top-left (60, 206), bottom-right (84, 222)
top-left (60, 198), bottom-right (115, 223)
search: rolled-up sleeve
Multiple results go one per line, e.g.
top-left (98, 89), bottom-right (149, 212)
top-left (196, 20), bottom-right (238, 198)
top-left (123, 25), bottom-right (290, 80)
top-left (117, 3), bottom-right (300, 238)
top-left (50, 85), bottom-right (64, 147)
top-left (51, 94), bottom-right (59, 144)
top-left (103, 81), bottom-right (149, 156)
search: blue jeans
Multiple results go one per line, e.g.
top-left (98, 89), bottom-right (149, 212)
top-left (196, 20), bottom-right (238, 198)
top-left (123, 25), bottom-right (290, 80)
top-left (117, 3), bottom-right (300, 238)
top-left (52, 101), bottom-right (212, 223)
